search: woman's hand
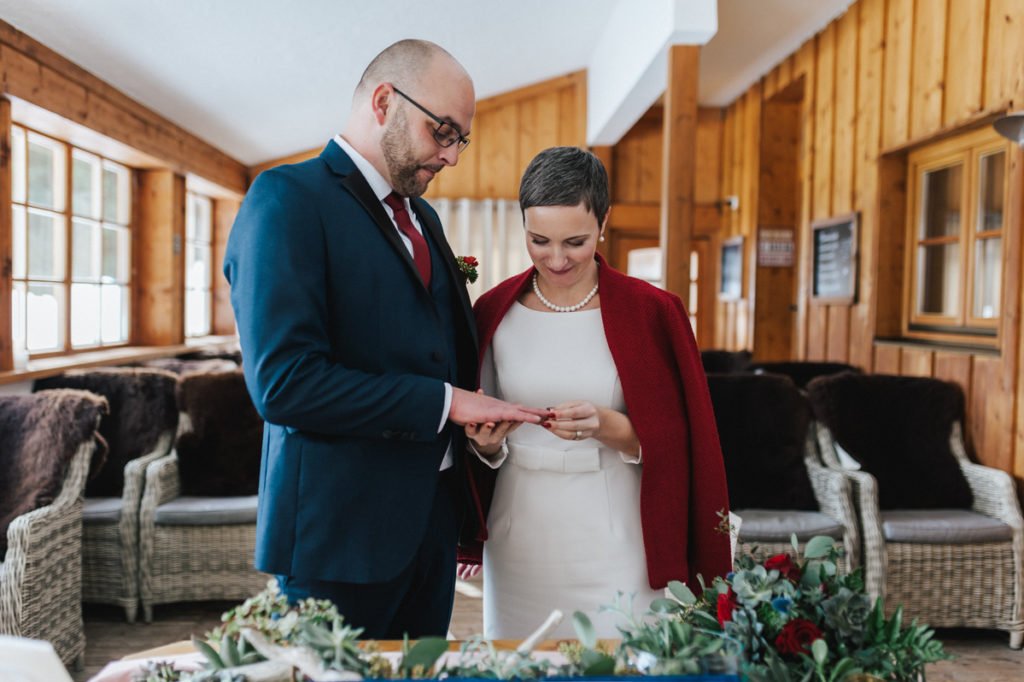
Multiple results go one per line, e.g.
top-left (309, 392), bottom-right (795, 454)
top-left (457, 562), bottom-right (481, 580)
top-left (545, 400), bottom-right (640, 456)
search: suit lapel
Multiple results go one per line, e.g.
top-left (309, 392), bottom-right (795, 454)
top-left (331, 153), bottom-right (426, 291)
top-left (412, 199), bottom-right (478, 347)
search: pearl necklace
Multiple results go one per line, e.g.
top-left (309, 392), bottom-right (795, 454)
top-left (532, 272), bottom-right (599, 312)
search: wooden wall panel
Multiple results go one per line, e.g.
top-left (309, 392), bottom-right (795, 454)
top-left (0, 98), bottom-right (10, 371)
top-left (476, 106), bottom-right (519, 199)
top-left (833, 6), bottom-right (858, 216)
top-left (211, 199), bottom-right (239, 337)
top-left (900, 347), bottom-right (934, 377)
top-left (909, 0), bottom-right (947, 138)
top-left (971, 356), bottom-right (1015, 472)
top-left (934, 351), bottom-right (972, 394)
top-left (135, 170), bottom-right (185, 346)
top-left (984, 0), bottom-right (1024, 111)
top-left (826, 306), bottom-right (849, 362)
top-left (874, 345), bottom-right (901, 374)
top-left (944, 0), bottom-right (987, 126)
top-left (881, 0), bottom-right (914, 149)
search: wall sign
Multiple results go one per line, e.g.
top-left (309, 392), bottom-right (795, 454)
top-left (811, 212), bottom-right (858, 304)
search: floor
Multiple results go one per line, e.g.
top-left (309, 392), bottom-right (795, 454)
top-left (75, 575), bottom-right (1024, 681)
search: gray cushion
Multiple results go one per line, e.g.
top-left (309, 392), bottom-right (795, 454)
top-left (881, 509), bottom-right (1013, 544)
top-left (83, 497), bottom-right (122, 524)
top-left (154, 495), bottom-right (258, 526)
top-left (735, 509), bottom-right (845, 542)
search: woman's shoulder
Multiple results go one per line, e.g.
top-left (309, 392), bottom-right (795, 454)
top-left (603, 267), bottom-right (685, 314)
top-left (474, 270), bottom-right (532, 316)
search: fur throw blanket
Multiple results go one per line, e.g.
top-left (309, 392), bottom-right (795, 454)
top-left (0, 390), bottom-right (108, 555)
top-left (175, 370), bottom-right (263, 496)
top-left (807, 372), bottom-right (973, 509)
top-left (34, 368), bottom-right (179, 497)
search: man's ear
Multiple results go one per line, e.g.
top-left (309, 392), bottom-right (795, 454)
top-left (370, 84), bottom-right (393, 125)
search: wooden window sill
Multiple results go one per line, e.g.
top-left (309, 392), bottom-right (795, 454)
top-left (0, 336), bottom-right (239, 386)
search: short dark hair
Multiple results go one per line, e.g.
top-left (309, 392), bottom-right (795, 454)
top-left (518, 147), bottom-right (609, 225)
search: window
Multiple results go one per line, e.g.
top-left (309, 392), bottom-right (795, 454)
top-left (11, 126), bottom-right (131, 355)
top-left (905, 128), bottom-right (1010, 343)
top-left (185, 192), bottom-right (213, 337)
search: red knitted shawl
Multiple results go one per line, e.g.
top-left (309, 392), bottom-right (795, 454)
top-left (459, 257), bottom-right (732, 590)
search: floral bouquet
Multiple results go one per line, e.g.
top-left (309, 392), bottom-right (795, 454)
top-left (664, 536), bottom-right (950, 682)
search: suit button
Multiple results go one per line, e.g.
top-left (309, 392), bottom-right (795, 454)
top-left (431, 351), bottom-right (443, 363)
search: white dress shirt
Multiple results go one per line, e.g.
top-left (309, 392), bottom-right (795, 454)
top-left (333, 135), bottom-right (454, 470)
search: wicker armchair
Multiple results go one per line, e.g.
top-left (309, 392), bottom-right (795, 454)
top-left (138, 370), bottom-right (266, 622)
top-left (0, 390), bottom-right (108, 666)
top-left (809, 373), bottom-right (1024, 648)
top-left (748, 361), bottom-right (862, 390)
top-left (706, 373), bottom-right (859, 569)
top-left (34, 368), bottom-right (178, 623)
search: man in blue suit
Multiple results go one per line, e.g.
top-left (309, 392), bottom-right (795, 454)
top-left (224, 39), bottom-right (543, 639)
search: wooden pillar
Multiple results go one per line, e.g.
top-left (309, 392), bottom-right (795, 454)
top-left (134, 170), bottom-right (185, 345)
top-left (211, 198), bottom-right (239, 336)
top-left (660, 45), bottom-right (700, 298)
top-left (0, 98), bottom-right (12, 371)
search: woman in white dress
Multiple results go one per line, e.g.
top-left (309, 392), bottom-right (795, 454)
top-left (456, 147), bottom-right (732, 639)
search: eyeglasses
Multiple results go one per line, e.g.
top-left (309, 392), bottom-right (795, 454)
top-left (392, 86), bottom-right (470, 153)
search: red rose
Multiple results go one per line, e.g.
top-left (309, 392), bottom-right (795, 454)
top-left (716, 588), bottom-right (739, 627)
top-left (765, 553), bottom-right (801, 581)
top-left (774, 618), bottom-right (823, 656)
top-left (463, 256), bottom-right (478, 266)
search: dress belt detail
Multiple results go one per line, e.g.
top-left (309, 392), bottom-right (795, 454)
top-left (506, 443), bottom-right (602, 473)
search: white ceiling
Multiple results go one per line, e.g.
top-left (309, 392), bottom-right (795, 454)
top-left (0, 0), bottom-right (853, 167)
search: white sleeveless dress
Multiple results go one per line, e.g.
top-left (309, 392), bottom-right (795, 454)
top-left (478, 302), bottom-right (661, 639)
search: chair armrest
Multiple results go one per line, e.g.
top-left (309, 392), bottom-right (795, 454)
top-left (960, 461), bottom-right (1024, 531)
top-left (121, 431), bottom-right (176, 516)
top-left (140, 452), bottom-right (181, 520)
top-left (2, 443), bottom-right (92, 608)
top-left (806, 459), bottom-right (861, 569)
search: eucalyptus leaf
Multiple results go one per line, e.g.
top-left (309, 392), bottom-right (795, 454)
top-left (650, 598), bottom-right (684, 614)
top-left (571, 611), bottom-right (598, 650)
top-left (811, 638), bottom-right (828, 665)
top-left (804, 535), bottom-right (835, 559)
top-left (192, 637), bottom-right (225, 670)
top-left (667, 580), bottom-right (697, 605)
top-left (220, 635), bottom-right (239, 668)
top-left (400, 637), bottom-right (449, 674)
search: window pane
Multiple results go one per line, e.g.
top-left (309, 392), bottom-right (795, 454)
top-left (26, 282), bottom-right (64, 352)
top-left (27, 137), bottom-right (65, 210)
top-left (27, 211), bottom-right (65, 279)
top-left (185, 289), bottom-right (211, 337)
top-left (973, 237), bottom-right (1002, 319)
top-left (73, 152), bottom-right (100, 218)
top-left (101, 284), bottom-right (128, 344)
top-left (101, 225), bottom-right (130, 282)
top-left (12, 281), bottom-right (26, 352)
top-left (977, 151), bottom-right (1005, 233)
top-left (187, 244), bottom-right (211, 290)
top-left (920, 164), bottom-right (962, 239)
top-left (71, 283), bottom-right (101, 347)
top-left (102, 163), bottom-right (130, 224)
top-left (917, 243), bottom-right (961, 316)
top-left (73, 219), bottom-right (100, 281)
top-left (187, 193), bottom-right (212, 242)
top-left (12, 207), bottom-right (26, 279)
top-left (11, 127), bottom-right (26, 204)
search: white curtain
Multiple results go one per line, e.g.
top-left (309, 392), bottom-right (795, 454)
top-left (431, 198), bottom-right (531, 302)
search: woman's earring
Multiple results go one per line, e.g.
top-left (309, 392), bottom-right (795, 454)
top-left (599, 233), bottom-right (606, 242)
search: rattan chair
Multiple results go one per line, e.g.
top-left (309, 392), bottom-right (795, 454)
top-left (34, 368), bottom-right (178, 623)
top-left (0, 390), bottom-right (108, 666)
top-left (138, 370), bottom-right (266, 622)
top-left (809, 373), bottom-right (1024, 648)
top-left (707, 373), bottom-right (859, 569)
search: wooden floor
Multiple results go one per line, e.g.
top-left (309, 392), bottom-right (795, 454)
top-left (75, 575), bottom-right (1024, 681)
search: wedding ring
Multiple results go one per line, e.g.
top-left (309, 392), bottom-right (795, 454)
top-left (575, 430), bottom-right (582, 440)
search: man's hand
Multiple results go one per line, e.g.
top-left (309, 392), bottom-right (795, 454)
top-left (449, 387), bottom-right (546, 426)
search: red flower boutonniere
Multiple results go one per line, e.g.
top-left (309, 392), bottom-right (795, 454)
top-left (456, 256), bottom-right (479, 283)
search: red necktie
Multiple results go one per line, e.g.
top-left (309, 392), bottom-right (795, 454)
top-left (384, 192), bottom-right (432, 287)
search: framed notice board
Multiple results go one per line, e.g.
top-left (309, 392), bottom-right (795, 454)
top-left (811, 212), bottom-right (858, 304)
top-left (720, 237), bottom-right (743, 300)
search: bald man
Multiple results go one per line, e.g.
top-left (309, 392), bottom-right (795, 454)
top-left (224, 39), bottom-right (543, 638)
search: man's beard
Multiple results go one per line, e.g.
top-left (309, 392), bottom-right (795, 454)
top-left (381, 108), bottom-right (435, 197)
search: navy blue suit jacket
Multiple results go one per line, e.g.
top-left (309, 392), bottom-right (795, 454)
top-left (223, 142), bottom-right (477, 583)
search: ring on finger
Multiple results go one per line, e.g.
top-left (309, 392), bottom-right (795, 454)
top-left (574, 429), bottom-right (583, 440)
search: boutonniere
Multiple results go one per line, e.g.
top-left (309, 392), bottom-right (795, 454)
top-left (456, 256), bottom-right (479, 283)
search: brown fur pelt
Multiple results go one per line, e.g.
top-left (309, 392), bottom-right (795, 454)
top-left (0, 389), bottom-right (108, 554)
top-left (706, 372), bottom-right (818, 511)
top-left (807, 372), bottom-right (973, 510)
top-left (174, 369), bottom-right (263, 496)
top-left (143, 357), bottom-right (238, 375)
top-left (34, 368), bottom-right (179, 497)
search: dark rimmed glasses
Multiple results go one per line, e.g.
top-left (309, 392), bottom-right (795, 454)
top-left (392, 85), bottom-right (470, 153)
